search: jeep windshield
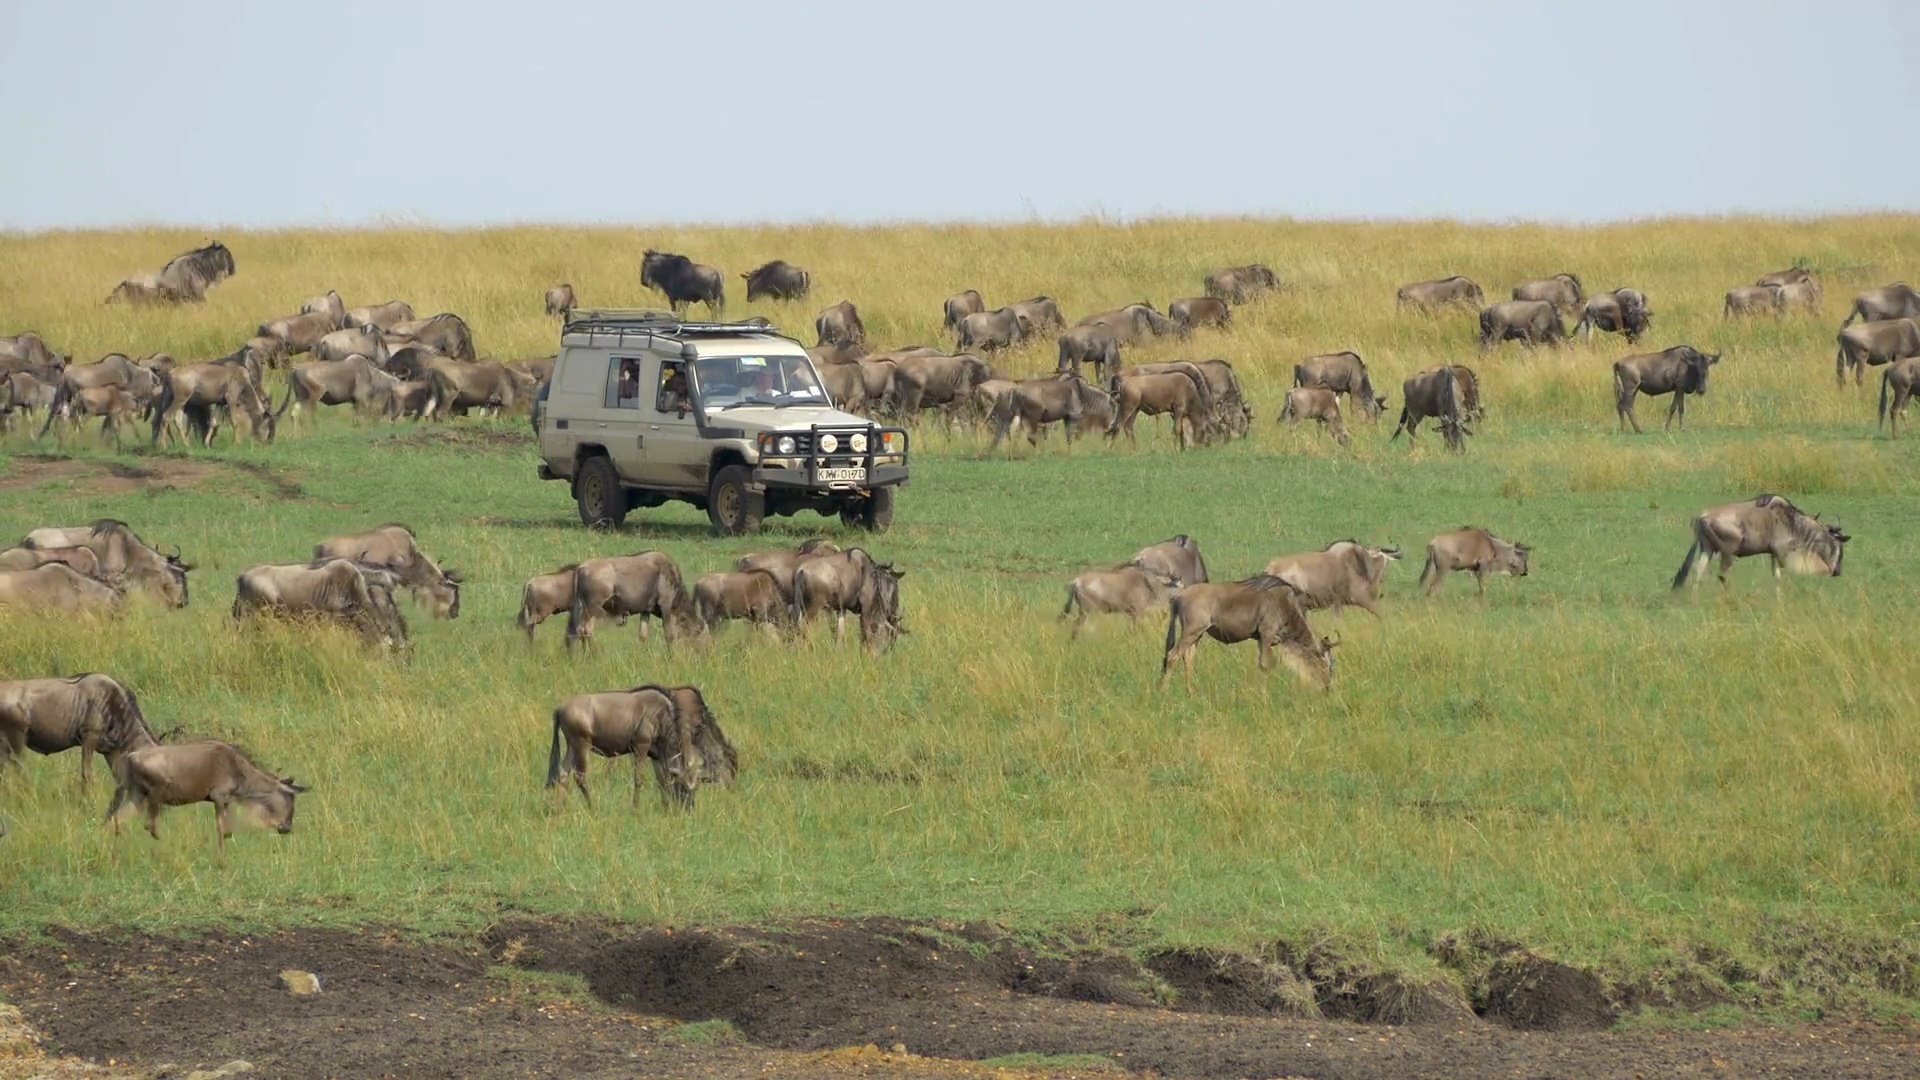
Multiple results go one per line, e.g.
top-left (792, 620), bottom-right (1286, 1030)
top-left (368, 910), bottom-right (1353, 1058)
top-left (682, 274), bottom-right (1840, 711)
top-left (694, 355), bottom-right (828, 410)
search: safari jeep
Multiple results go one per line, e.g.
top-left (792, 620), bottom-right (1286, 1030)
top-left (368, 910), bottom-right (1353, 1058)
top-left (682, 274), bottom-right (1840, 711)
top-left (535, 310), bottom-right (908, 534)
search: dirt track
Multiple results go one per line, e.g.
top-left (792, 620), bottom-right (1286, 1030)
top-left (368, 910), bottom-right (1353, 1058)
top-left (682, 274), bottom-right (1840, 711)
top-left (2, 920), bottom-right (1915, 1079)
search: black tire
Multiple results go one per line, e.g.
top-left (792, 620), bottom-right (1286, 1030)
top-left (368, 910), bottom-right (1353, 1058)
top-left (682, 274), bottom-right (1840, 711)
top-left (575, 455), bottom-right (629, 529)
top-left (707, 464), bottom-right (763, 536)
top-left (854, 486), bottom-right (895, 533)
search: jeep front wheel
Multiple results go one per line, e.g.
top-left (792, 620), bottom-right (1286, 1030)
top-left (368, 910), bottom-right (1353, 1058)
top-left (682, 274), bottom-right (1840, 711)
top-left (842, 486), bottom-right (895, 532)
top-left (575, 455), bottom-right (629, 528)
top-left (707, 465), bottom-right (764, 535)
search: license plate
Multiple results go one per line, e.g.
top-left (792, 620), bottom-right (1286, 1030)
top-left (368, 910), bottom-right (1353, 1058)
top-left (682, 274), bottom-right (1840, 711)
top-left (817, 467), bottom-right (866, 482)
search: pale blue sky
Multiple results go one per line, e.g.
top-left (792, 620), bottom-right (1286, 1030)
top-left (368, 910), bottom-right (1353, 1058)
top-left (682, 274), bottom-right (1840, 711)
top-left (3, 0), bottom-right (1916, 229)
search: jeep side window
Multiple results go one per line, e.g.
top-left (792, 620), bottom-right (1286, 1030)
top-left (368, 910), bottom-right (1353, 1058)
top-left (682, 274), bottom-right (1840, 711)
top-left (606, 357), bottom-right (641, 409)
top-left (656, 361), bottom-right (690, 415)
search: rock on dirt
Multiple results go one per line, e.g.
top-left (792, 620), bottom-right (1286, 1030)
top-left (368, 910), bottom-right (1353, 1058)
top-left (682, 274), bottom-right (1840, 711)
top-left (278, 970), bottom-right (321, 996)
top-left (182, 1062), bottom-right (253, 1080)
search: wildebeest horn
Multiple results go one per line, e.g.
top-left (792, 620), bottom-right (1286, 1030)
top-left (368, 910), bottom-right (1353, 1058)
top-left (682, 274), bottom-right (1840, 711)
top-left (281, 778), bottom-right (310, 793)
top-left (444, 567), bottom-right (464, 583)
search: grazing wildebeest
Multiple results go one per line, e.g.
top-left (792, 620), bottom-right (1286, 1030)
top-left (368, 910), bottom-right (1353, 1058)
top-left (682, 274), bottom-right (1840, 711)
top-left (1512, 273), bottom-right (1583, 314)
top-left (1479, 299), bottom-right (1567, 350)
top-left (22, 520), bottom-right (189, 608)
top-left (848, 358), bottom-right (899, 414)
top-left (989, 373), bottom-right (1112, 449)
top-left (856, 559), bottom-right (906, 654)
top-left (0, 564), bottom-right (121, 614)
top-left (742, 260), bottom-right (811, 301)
top-left (233, 559), bottom-right (410, 646)
top-left (1879, 356), bottom-right (1920, 438)
top-left (1397, 276), bottom-right (1484, 310)
top-left (892, 353), bottom-right (993, 416)
top-left (814, 299), bottom-right (865, 346)
top-left (426, 359), bottom-right (527, 419)
top-left (348, 300), bottom-right (415, 330)
top-left (1293, 351), bottom-right (1386, 420)
top-left (1108, 371), bottom-right (1209, 449)
top-left (791, 546), bottom-right (900, 644)
top-left (1279, 386), bottom-right (1352, 446)
top-left (1187, 359), bottom-right (1252, 439)
top-left (1419, 528), bottom-right (1530, 596)
top-left (954, 307), bottom-right (1032, 354)
top-left (313, 524), bottom-right (461, 619)
top-left (1836, 318), bottom-right (1920, 387)
top-left (1725, 285), bottom-right (1787, 318)
top-left (565, 551), bottom-right (688, 648)
top-left (301, 290), bottom-right (348, 330)
top-left (1388, 365), bottom-right (1470, 451)
top-left (107, 242), bottom-right (236, 305)
top-left (150, 363), bottom-right (277, 447)
top-left (1131, 535), bottom-right (1209, 587)
top-left (1614, 346), bottom-right (1719, 433)
top-left (1078, 303), bottom-right (1178, 345)
top-left (545, 284), bottom-right (576, 317)
top-left (107, 741), bottom-right (306, 853)
top-left (1056, 324), bottom-right (1122, 381)
top-left (37, 354), bottom-right (161, 439)
top-left (239, 334), bottom-right (288, 372)
top-left (1264, 541), bottom-right (1401, 617)
top-left (315, 324), bottom-right (390, 366)
top-left (277, 354), bottom-right (401, 423)
top-left (1060, 564), bottom-right (1181, 639)
top-left (693, 569), bottom-right (786, 635)
top-left (1573, 288), bottom-right (1652, 344)
top-left (1671, 494), bottom-right (1847, 591)
top-left (943, 289), bottom-right (986, 331)
top-left (1169, 296), bottom-right (1232, 335)
top-left (664, 685), bottom-right (740, 789)
top-left (1204, 264), bottom-right (1281, 305)
top-left (734, 539), bottom-right (840, 606)
top-left (0, 545), bottom-right (107, 579)
top-left (0, 674), bottom-right (157, 787)
top-left (1007, 296), bottom-right (1067, 336)
top-left (388, 313), bottom-right (476, 363)
top-left (641, 249), bottom-right (725, 316)
top-left (1160, 576), bottom-right (1334, 689)
top-left (545, 685), bottom-right (700, 809)
top-left (1840, 282), bottom-right (1920, 328)
top-left (260, 311), bottom-right (340, 357)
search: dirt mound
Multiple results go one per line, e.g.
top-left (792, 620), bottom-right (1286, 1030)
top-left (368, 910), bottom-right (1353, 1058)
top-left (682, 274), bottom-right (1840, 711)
top-left (1480, 951), bottom-right (1618, 1032)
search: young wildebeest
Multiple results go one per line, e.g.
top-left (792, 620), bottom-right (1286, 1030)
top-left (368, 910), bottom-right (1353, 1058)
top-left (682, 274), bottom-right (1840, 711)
top-left (1839, 282), bottom-right (1920, 328)
top-left (545, 684), bottom-right (699, 809)
top-left (1397, 276), bottom-right (1483, 311)
top-left (1835, 318), bottom-right (1920, 387)
top-left (1879, 356), bottom-right (1920, 438)
top-left (858, 561), bottom-right (907, 655)
top-left (0, 564), bottom-right (121, 614)
top-left (1161, 576), bottom-right (1335, 689)
top-left (742, 260), bottom-right (811, 302)
top-left (1614, 346), bottom-right (1719, 433)
top-left (815, 300), bottom-right (865, 347)
top-left (1389, 365), bottom-right (1470, 451)
top-left (1169, 297), bottom-right (1232, 335)
top-left (1511, 273), bottom-right (1583, 314)
top-left (1204, 264), bottom-right (1281, 305)
top-left (232, 559), bottom-right (410, 647)
top-left (313, 524), bottom-right (462, 619)
top-left (1418, 528), bottom-right (1530, 597)
top-left (1131, 534), bottom-right (1209, 587)
top-left (641, 250), bottom-right (724, 317)
top-left (735, 539), bottom-right (840, 605)
top-left (517, 566), bottom-right (588, 641)
top-left (692, 569), bottom-right (786, 636)
top-left (107, 741), bottom-right (306, 854)
top-left (1108, 370), bottom-right (1210, 449)
top-left (1056, 324), bottom-right (1122, 382)
top-left (1671, 494), bottom-right (1848, 592)
top-left (792, 547), bottom-right (903, 650)
top-left (1572, 288), bottom-right (1652, 344)
top-left (22, 520), bottom-right (189, 608)
top-left (1060, 564), bottom-right (1182, 639)
top-left (1264, 541), bottom-right (1401, 617)
top-left (565, 551), bottom-right (688, 648)
top-left (1479, 299), bottom-right (1567, 350)
top-left (0, 673), bottom-right (157, 788)
top-left (1279, 386), bottom-right (1352, 446)
top-left (1725, 285), bottom-right (1787, 318)
top-left (990, 373), bottom-right (1112, 449)
top-left (65, 386), bottom-right (147, 447)
top-left (1293, 352), bottom-right (1386, 421)
top-left (545, 284), bottom-right (576, 317)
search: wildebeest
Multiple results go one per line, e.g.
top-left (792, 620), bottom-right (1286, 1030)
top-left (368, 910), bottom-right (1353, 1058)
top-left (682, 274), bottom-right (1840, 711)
top-left (107, 242), bottom-right (236, 305)
top-left (239, 334), bottom-right (289, 372)
top-left (565, 551), bottom-right (688, 648)
top-left (1131, 535), bottom-right (1208, 587)
top-left (260, 311), bottom-right (341, 357)
top-left (1007, 296), bottom-right (1067, 336)
top-left (233, 559), bottom-right (410, 647)
top-left (1511, 273), bottom-right (1583, 314)
top-left (954, 307), bottom-right (1031, 354)
top-left (516, 567), bottom-right (581, 641)
top-left (1056, 324), bottom-right (1122, 381)
top-left (1204, 264), bottom-right (1281, 305)
top-left (301, 290), bottom-right (348, 330)
top-left (314, 325), bottom-right (390, 366)
top-left (1160, 576), bottom-right (1334, 689)
top-left (641, 249), bottom-right (725, 316)
top-left (313, 524), bottom-right (462, 619)
top-left (106, 741), bottom-right (307, 853)
top-left (348, 300), bottom-right (415, 330)
top-left (1757, 267), bottom-right (1814, 289)
top-left (892, 353), bottom-right (993, 416)
top-left (427, 359), bottom-right (529, 419)
top-left (1778, 278), bottom-right (1823, 312)
top-left (1388, 365), bottom-right (1470, 451)
top-left (22, 520), bottom-right (189, 608)
top-left (545, 283), bottom-right (576, 317)
top-left (1078, 303), bottom-right (1178, 345)
top-left (1572, 288), bottom-right (1652, 344)
top-left (0, 545), bottom-right (107, 579)
top-left (1614, 346), bottom-right (1719, 433)
top-left (0, 331), bottom-right (65, 370)
top-left (506, 356), bottom-right (557, 386)
top-left (388, 313), bottom-right (477, 363)
top-left (819, 362), bottom-right (867, 412)
top-left (1671, 494), bottom-right (1847, 591)
top-left (1108, 370), bottom-right (1209, 449)
top-left (814, 299), bottom-right (865, 346)
top-left (1188, 359), bottom-right (1252, 439)
top-left (1725, 285), bottom-right (1787, 318)
top-left (1060, 563), bottom-right (1181, 639)
top-left (1879, 356), bottom-right (1920, 438)
top-left (791, 546), bottom-right (902, 649)
top-left (1279, 386), bottom-right (1352, 446)
top-left (1418, 528), bottom-right (1530, 596)
top-left (1479, 299), bottom-right (1567, 350)
top-left (1264, 541), bottom-right (1401, 617)
top-left (63, 386), bottom-right (148, 447)
top-left (692, 569), bottom-right (786, 635)
top-left (392, 378), bottom-right (436, 420)
top-left (1835, 318), bottom-right (1920, 387)
top-left (735, 539), bottom-right (841, 604)
top-left (1840, 282), bottom-right (1920, 328)
top-left (989, 373), bottom-right (1112, 449)
top-left (37, 354), bottom-right (162, 439)
top-left (943, 289), bottom-right (986, 331)
top-left (1169, 296), bottom-right (1231, 335)
top-left (0, 674), bottom-right (157, 787)
top-left (1397, 276), bottom-right (1484, 310)
top-left (742, 260), bottom-right (811, 301)
top-left (544, 685), bottom-right (698, 808)
top-left (150, 362), bottom-right (277, 447)
top-left (1293, 351), bottom-right (1386, 420)
top-left (0, 564), bottom-right (121, 614)
top-left (277, 354), bottom-right (402, 422)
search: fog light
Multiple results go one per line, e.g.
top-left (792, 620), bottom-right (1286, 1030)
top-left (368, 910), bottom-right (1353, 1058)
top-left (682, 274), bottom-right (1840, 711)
top-left (776, 435), bottom-right (796, 454)
top-left (818, 433), bottom-right (839, 453)
top-left (849, 432), bottom-right (868, 453)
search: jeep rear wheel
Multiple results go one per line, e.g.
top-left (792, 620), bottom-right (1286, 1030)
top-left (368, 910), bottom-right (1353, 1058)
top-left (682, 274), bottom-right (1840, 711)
top-left (707, 465), bottom-right (763, 535)
top-left (575, 455), bottom-right (629, 528)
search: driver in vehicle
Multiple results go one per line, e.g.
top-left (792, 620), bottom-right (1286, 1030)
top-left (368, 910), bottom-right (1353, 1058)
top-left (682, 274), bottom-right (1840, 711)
top-left (658, 366), bottom-right (689, 413)
top-left (750, 368), bottom-right (779, 398)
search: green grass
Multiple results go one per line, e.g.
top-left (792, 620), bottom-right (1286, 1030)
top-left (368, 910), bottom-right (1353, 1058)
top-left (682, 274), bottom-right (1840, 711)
top-left (1, 218), bottom-right (1917, 1015)
top-left (659, 1019), bottom-right (743, 1047)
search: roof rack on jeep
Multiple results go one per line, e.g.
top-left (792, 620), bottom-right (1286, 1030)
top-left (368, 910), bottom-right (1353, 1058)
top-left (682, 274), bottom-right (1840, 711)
top-left (562, 309), bottom-right (786, 338)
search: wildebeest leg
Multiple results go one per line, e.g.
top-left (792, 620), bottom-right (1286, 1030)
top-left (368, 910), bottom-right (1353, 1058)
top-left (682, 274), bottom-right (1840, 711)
top-left (79, 733), bottom-right (98, 790)
top-left (1422, 560), bottom-right (1446, 596)
top-left (1474, 564), bottom-right (1488, 597)
top-left (144, 800), bottom-right (163, 841)
top-left (833, 610), bottom-right (846, 641)
top-left (1665, 392), bottom-right (1684, 431)
top-left (1257, 635), bottom-right (1275, 672)
top-left (1716, 551), bottom-right (1735, 588)
top-left (214, 798), bottom-right (231, 857)
top-left (632, 751), bottom-right (645, 807)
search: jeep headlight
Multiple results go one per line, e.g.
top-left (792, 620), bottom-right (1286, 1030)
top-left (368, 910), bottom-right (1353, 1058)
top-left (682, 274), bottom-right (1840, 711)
top-left (849, 432), bottom-right (868, 453)
top-left (776, 435), bottom-right (796, 455)
top-left (881, 431), bottom-right (903, 453)
top-left (818, 433), bottom-right (839, 453)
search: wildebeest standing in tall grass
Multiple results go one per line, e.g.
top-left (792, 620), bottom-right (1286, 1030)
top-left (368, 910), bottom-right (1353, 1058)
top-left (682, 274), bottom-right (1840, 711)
top-left (1572, 288), bottom-right (1652, 344)
top-left (1418, 528), bottom-right (1530, 596)
top-left (313, 524), bottom-right (462, 619)
top-left (277, 354), bottom-right (402, 423)
top-left (107, 741), bottom-right (307, 854)
top-left (1169, 297), bottom-right (1231, 335)
top-left (1264, 541), bottom-right (1401, 617)
top-left (37, 354), bottom-right (162, 440)
top-left (1835, 318), bottom-right (1920, 387)
top-left (1757, 267), bottom-right (1814, 289)
top-left (891, 353), bottom-right (993, 417)
top-left (149, 362), bottom-right (278, 447)
top-left (692, 569), bottom-right (787, 636)
top-left (1060, 563), bottom-right (1181, 639)
top-left (954, 308), bottom-right (1032, 354)
top-left (1511, 273), bottom-right (1583, 315)
top-left (387, 313), bottom-right (477, 363)
top-left (1725, 285), bottom-right (1787, 318)
top-left (232, 559), bottom-right (410, 647)
top-left (742, 260), bottom-right (811, 301)
top-left (106, 242), bottom-right (235, 305)
top-left (791, 546), bottom-right (903, 649)
top-left (1671, 494), bottom-right (1848, 591)
top-left (1204, 264), bottom-right (1281, 304)
top-left (518, 566), bottom-right (581, 641)
top-left (545, 284), bottom-right (576, 317)
top-left (0, 331), bottom-right (66, 370)
top-left (1479, 299), bottom-right (1567, 350)
top-left (0, 674), bottom-right (157, 787)
top-left (1397, 276), bottom-right (1484, 311)
top-left (1056, 323), bottom-right (1122, 382)
top-left (989, 373), bottom-right (1112, 449)
top-left (1007, 297), bottom-right (1066, 336)
top-left (735, 539), bottom-right (840, 605)
top-left (1131, 535), bottom-right (1208, 587)
top-left (1840, 282), bottom-right (1920, 328)
top-left (1109, 370), bottom-right (1210, 449)
top-left (1078, 303), bottom-right (1179, 346)
top-left (1279, 386), bottom-right (1352, 446)
top-left (0, 564), bottom-right (122, 614)
top-left (1293, 352), bottom-right (1386, 420)
top-left (1613, 346), bottom-right (1719, 433)
top-left (565, 551), bottom-right (688, 648)
top-left (1389, 365), bottom-right (1470, 451)
top-left (260, 310), bottom-right (341, 357)
top-left (815, 300), bottom-right (865, 347)
top-left (1879, 356), bottom-right (1920, 438)
top-left (301, 290), bottom-right (348, 331)
top-left (641, 250), bottom-right (725, 317)
top-left (942, 289), bottom-right (986, 330)
top-left (1160, 576), bottom-right (1335, 689)
top-left (23, 520), bottom-right (190, 608)
top-left (544, 685), bottom-right (699, 809)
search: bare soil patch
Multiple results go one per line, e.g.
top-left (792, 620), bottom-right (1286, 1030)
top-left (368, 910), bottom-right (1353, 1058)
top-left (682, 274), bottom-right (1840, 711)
top-left (387, 427), bottom-right (532, 452)
top-left (0, 456), bottom-right (227, 497)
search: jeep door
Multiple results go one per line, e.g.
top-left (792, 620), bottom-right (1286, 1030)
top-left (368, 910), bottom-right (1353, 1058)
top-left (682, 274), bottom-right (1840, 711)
top-left (633, 354), bottom-right (711, 491)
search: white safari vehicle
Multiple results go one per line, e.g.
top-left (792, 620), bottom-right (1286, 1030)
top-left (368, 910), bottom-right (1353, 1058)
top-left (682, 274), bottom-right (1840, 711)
top-left (535, 310), bottom-right (909, 534)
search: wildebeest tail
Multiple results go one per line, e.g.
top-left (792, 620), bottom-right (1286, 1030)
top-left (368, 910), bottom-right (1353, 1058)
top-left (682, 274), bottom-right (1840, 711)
top-left (1417, 546), bottom-right (1437, 588)
top-left (1670, 522), bottom-right (1704, 590)
top-left (544, 708), bottom-right (565, 787)
top-left (1292, 364), bottom-right (1307, 388)
top-left (1879, 365), bottom-right (1893, 428)
top-left (36, 380), bottom-right (74, 439)
top-left (1160, 600), bottom-right (1183, 675)
top-left (274, 374), bottom-right (301, 418)
top-left (104, 752), bottom-right (139, 822)
top-left (564, 564), bottom-right (592, 645)
top-left (147, 371), bottom-right (177, 444)
top-left (428, 367), bottom-right (457, 421)
top-left (790, 569), bottom-right (808, 627)
top-left (1439, 365), bottom-right (1463, 449)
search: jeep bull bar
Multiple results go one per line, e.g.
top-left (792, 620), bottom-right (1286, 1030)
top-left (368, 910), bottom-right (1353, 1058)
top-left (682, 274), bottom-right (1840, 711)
top-left (752, 422), bottom-right (909, 491)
